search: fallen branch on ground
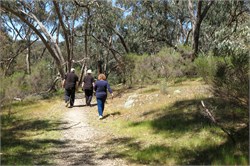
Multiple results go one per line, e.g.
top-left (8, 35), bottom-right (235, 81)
top-left (200, 100), bottom-right (236, 144)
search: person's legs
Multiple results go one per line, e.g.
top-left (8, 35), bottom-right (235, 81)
top-left (85, 89), bottom-right (93, 106)
top-left (88, 96), bottom-right (92, 105)
top-left (85, 90), bottom-right (89, 105)
top-left (69, 88), bottom-right (75, 107)
top-left (65, 89), bottom-right (71, 107)
top-left (101, 97), bottom-right (106, 113)
top-left (97, 98), bottom-right (103, 117)
top-left (87, 89), bottom-right (93, 106)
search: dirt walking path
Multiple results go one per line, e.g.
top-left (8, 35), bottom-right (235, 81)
top-left (52, 97), bottom-right (128, 166)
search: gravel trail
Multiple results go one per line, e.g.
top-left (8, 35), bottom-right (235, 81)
top-left (52, 97), bottom-right (128, 166)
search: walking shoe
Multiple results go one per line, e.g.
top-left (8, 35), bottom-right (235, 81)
top-left (65, 101), bottom-right (70, 107)
top-left (99, 115), bottom-right (103, 120)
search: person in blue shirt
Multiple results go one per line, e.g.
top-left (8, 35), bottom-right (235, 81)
top-left (94, 74), bottom-right (113, 119)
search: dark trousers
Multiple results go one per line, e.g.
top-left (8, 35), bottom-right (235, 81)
top-left (97, 97), bottom-right (106, 116)
top-left (65, 88), bottom-right (76, 106)
top-left (85, 89), bottom-right (93, 105)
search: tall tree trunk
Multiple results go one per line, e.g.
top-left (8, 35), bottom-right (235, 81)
top-left (193, 20), bottom-right (201, 57)
top-left (79, 7), bottom-right (90, 85)
top-left (188, 0), bottom-right (214, 59)
top-left (53, 0), bottom-right (72, 72)
top-left (97, 60), bottom-right (103, 75)
top-left (26, 47), bottom-right (31, 74)
top-left (26, 29), bottom-right (31, 74)
top-left (79, 63), bottom-right (86, 87)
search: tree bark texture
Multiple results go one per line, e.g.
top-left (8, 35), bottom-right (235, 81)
top-left (188, 0), bottom-right (214, 59)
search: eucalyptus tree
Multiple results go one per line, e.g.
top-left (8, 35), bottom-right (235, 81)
top-left (200, 0), bottom-right (250, 55)
top-left (0, 11), bottom-right (39, 76)
top-left (73, 0), bottom-right (96, 83)
top-left (53, 0), bottom-right (85, 73)
top-left (115, 0), bottom-right (180, 55)
top-left (0, 1), bottom-right (66, 78)
top-left (74, 0), bottom-right (127, 79)
top-left (175, 0), bottom-right (249, 58)
top-left (0, 26), bottom-right (15, 76)
top-left (187, 0), bottom-right (214, 59)
top-left (169, 1), bottom-right (191, 45)
top-left (91, 0), bottom-right (126, 74)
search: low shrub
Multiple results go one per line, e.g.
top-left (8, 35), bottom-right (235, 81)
top-left (0, 60), bottom-right (54, 106)
top-left (120, 47), bottom-right (194, 86)
top-left (194, 54), bottom-right (223, 83)
top-left (212, 52), bottom-right (249, 107)
top-left (195, 51), bottom-right (249, 108)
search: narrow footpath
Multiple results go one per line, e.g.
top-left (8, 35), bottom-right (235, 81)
top-left (51, 94), bottom-right (128, 166)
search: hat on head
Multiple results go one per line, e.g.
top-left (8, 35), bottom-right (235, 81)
top-left (71, 68), bottom-right (75, 72)
top-left (87, 69), bottom-right (92, 74)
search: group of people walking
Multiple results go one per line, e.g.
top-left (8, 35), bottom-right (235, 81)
top-left (62, 68), bottom-right (113, 119)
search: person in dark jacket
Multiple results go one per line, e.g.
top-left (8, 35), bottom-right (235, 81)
top-left (62, 68), bottom-right (79, 108)
top-left (94, 74), bottom-right (113, 119)
top-left (82, 69), bottom-right (95, 106)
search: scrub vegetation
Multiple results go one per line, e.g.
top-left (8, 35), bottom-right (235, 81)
top-left (0, 0), bottom-right (249, 165)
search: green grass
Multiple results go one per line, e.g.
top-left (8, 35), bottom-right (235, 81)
top-left (1, 79), bottom-right (248, 165)
top-left (98, 83), bottom-right (249, 165)
top-left (1, 98), bottom-right (65, 165)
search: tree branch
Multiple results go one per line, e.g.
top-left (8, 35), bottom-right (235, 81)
top-left (0, 3), bottom-right (65, 78)
top-left (201, 100), bottom-right (236, 144)
top-left (53, 0), bottom-right (71, 71)
top-left (200, 1), bottom-right (214, 21)
top-left (105, 24), bottom-right (130, 54)
top-left (91, 35), bottom-right (124, 67)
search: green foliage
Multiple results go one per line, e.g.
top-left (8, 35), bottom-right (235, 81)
top-left (194, 54), bottom-right (223, 83)
top-left (212, 52), bottom-right (249, 107)
top-left (155, 47), bottom-right (182, 78)
top-left (120, 47), bottom-right (195, 87)
top-left (177, 44), bottom-right (193, 52)
top-left (195, 51), bottom-right (249, 107)
top-left (0, 60), bottom-right (54, 106)
top-left (200, 1), bottom-right (249, 53)
top-left (214, 25), bottom-right (250, 56)
top-left (25, 60), bottom-right (52, 93)
top-left (108, 73), bottom-right (123, 85)
top-left (0, 71), bottom-right (26, 104)
top-left (121, 53), bottom-right (139, 85)
top-left (1, 0), bottom-right (249, 96)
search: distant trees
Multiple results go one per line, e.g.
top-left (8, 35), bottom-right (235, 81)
top-left (0, 0), bottom-right (249, 104)
top-left (1, 0), bottom-right (248, 75)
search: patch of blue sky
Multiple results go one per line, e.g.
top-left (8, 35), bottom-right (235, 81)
top-left (111, 0), bottom-right (132, 18)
